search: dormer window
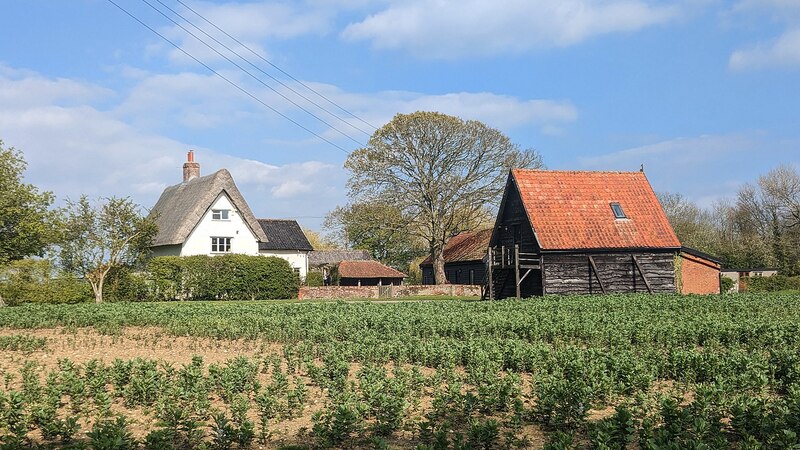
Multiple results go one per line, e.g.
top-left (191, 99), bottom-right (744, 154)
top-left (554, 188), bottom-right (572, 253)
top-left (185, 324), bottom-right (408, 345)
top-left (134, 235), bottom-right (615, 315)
top-left (610, 202), bottom-right (626, 219)
top-left (212, 209), bottom-right (230, 220)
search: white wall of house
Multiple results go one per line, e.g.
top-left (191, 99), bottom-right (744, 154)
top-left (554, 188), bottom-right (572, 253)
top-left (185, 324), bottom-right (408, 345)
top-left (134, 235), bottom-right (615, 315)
top-left (181, 194), bottom-right (260, 256)
top-left (260, 250), bottom-right (309, 279)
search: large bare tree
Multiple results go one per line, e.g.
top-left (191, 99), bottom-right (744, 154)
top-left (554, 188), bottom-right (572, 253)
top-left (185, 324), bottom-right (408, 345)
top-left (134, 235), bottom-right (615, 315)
top-left (344, 111), bottom-right (543, 284)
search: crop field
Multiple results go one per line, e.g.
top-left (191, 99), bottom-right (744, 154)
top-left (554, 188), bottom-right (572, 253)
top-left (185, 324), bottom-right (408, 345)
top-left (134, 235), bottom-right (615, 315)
top-left (1, 294), bottom-right (800, 449)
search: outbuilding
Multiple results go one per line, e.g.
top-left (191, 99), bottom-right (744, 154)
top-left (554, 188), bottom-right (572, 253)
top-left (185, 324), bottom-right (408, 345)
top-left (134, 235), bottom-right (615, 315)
top-left (488, 169), bottom-right (682, 298)
top-left (420, 228), bottom-right (491, 285)
top-left (338, 260), bottom-right (406, 286)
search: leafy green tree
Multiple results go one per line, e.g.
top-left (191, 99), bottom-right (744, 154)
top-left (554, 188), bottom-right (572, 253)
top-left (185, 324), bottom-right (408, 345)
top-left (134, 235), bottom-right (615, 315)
top-left (344, 111), bottom-right (543, 284)
top-left (324, 201), bottom-right (425, 270)
top-left (0, 140), bottom-right (59, 306)
top-left (302, 228), bottom-right (340, 250)
top-left (59, 196), bottom-right (157, 303)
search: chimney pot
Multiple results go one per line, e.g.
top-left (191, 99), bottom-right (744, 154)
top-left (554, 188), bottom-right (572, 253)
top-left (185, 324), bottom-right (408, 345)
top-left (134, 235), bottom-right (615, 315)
top-left (183, 150), bottom-right (200, 182)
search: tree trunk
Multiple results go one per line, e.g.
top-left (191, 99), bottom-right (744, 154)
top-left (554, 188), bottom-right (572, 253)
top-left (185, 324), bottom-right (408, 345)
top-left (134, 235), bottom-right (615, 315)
top-left (90, 278), bottom-right (105, 304)
top-left (433, 246), bottom-right (447, 285)
top-left (0, 292), bottom-right (6, 307)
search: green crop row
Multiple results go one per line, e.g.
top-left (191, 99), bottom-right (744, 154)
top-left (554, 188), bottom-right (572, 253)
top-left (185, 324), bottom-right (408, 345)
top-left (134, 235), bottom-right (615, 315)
top-left (0, 293), bottom-right (799, 448)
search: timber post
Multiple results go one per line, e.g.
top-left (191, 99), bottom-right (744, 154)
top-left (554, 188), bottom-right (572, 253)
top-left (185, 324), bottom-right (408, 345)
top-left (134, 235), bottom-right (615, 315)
top-left (487, 247), bottom-right (494, 301)
top-left (515, 244), bottom-right (521, 299)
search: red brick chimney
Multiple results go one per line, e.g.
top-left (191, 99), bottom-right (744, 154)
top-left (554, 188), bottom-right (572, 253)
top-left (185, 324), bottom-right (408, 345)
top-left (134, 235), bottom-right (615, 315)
top-left (183, 150), bottom-right (200, 182)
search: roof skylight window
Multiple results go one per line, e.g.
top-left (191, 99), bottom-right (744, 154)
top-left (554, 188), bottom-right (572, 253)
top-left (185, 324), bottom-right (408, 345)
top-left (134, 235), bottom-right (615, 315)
top-left (610, 202), bottom-right (626, 219)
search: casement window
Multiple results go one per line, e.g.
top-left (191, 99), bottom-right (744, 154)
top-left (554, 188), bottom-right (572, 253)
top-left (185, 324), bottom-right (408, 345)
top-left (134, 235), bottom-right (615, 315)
top-left (212, 209), bottom-right (230, 220)
top-left (610, 202), bottom-right (626, 219)
top-left (211, 237), bottom-right (232, 253)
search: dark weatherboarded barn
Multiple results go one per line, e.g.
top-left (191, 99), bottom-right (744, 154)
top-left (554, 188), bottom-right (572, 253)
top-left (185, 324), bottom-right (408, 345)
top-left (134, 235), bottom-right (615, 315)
top-left (420, 228), bottom-right (491, 285)
top-left (338, 260), bottom-right (406, 286)
top-left (488, 169), bottom-right (682, 299)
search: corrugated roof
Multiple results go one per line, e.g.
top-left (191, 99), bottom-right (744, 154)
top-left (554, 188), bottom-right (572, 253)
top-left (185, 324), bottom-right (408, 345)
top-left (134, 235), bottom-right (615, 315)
top-left (257, 219), bottom-right (313, 251)
top-left (420, 228), bottom-right (492, 266)
top-left (511, 169), bottom-right (681, 251)
top-left (338, 260), bottom-right (406, 279)
top-left (149, 169), bottom-right (268, 247)
top-left (308, 250), bottom-right (371, 266)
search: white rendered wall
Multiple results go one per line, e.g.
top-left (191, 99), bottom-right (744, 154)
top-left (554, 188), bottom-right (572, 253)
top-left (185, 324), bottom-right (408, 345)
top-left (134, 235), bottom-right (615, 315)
top-left (181, 194), bottom-right (260, 256)
top-left (260, 250), bottom-right (309, 279)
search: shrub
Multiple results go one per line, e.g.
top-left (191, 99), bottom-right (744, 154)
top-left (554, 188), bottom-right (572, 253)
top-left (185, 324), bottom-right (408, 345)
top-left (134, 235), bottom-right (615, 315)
top-left (742, 275), bottom-right (800, 293)
top-left (720, 276), bottom-right (735, 293)
top-left (0, 259), bottom-right (91, 305)
top-left (104, 266), bottom-right (148, 302)
top-left (304, 271), bottom-right (324, 287)
top-left (146, 255), bottom-right (299, 301)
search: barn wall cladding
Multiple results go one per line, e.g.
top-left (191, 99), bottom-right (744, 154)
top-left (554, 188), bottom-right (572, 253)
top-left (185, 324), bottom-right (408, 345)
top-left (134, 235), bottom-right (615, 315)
top-left (542, 252), bottom-right (676, 295)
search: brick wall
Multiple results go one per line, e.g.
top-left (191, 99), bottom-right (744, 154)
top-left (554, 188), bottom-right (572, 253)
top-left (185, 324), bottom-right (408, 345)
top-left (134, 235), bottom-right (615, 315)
top-left (298, 284), bottom-right (481, 300)
top-left (680, 253), bottom-right (720, 295)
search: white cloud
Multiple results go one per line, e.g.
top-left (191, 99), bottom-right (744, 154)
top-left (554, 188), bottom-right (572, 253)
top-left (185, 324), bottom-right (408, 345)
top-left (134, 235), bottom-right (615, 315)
top-left (732, 0), bottom-right (800, 15)
top-left (0, 64), bottom-right (112, 108)
top-left (269, 81), bottom-right (578, 137)
top-left (0, 66), bottom-right (344, 228)
top-left (729, 28), bottom-right (800, 70)
top-left (575, 133), bottom-right (776, 206)
top-left (159, 1), bottom-right (333, 65)
top-left (341, 0), bottom-right (682, 58)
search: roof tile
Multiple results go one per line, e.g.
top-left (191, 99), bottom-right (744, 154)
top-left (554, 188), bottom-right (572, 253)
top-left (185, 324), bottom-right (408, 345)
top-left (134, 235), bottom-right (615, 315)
top-left (511, 169), bottom-right (681, 250)
top-left (338, 260), bottom-right (406, 279)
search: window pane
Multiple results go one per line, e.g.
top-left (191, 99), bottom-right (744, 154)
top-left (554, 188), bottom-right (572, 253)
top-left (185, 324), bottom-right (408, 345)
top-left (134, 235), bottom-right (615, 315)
top-left (610, 203), bottom-right (626, 219)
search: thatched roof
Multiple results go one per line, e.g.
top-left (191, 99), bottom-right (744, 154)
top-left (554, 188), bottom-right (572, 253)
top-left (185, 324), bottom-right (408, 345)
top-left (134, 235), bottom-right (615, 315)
top-left (149, 169), bottom-right (268, 247)
top-left (308, 250), bottom-right (371, 266)
top-left (257, 219), bottom-right (313, 251)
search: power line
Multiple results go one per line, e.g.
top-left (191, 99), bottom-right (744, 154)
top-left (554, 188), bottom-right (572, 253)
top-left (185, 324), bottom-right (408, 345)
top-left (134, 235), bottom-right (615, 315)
top-left (105, 0), bottom-right (352, 154)
top-left (156, 0), bottom-right (374, 136)
top-left (138, 0), bottom-right (365, 148)
top-left (174, 0), bottom-right (378, 133)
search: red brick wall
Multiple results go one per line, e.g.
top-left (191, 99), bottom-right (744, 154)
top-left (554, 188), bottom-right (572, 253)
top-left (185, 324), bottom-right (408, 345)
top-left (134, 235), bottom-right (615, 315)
top-left (298, 285), bottom-right (481, 300)
top-left (680, 253), bottom-right (720, 295)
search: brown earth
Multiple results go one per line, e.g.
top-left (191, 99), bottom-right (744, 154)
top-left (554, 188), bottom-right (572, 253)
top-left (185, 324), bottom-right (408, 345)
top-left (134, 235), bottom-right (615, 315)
top-left (0, 327), bottom-right (550, 449)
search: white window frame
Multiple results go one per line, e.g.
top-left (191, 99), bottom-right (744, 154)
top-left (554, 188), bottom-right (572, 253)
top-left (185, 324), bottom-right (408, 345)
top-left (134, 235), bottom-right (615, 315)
top-left (212, 209), bottom-right (230, 220)
top-left (211, 236), bottom-right (232, 253)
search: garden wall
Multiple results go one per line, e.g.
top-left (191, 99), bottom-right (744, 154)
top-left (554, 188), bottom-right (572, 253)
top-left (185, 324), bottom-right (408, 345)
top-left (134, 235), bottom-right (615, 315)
top-left (298, 284), bottom-right (481, 300)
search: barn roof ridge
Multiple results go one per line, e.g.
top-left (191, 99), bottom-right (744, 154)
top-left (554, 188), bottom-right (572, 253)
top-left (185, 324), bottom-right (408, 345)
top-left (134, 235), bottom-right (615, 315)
top-left (509, 169), bottom-right (681, 251)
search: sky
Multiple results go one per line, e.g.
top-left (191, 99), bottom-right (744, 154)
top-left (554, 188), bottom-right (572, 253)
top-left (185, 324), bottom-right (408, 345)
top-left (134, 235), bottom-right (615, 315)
top-left (1, 0), bottom-right (799, 232)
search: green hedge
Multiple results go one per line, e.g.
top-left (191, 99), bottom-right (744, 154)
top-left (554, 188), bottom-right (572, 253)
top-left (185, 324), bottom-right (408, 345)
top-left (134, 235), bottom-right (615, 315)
top-left (304, 271), bottom-right (324, 287)
top-left (0, 259), bottom-right (91, 305)
top-left (147, 254), bottom-right (299, 301)
top-left (742, 274), bottom-right (800, 293)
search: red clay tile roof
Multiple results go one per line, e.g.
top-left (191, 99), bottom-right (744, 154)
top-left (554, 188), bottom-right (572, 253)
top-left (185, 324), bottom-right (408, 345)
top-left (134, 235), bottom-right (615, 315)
top-left (511, 169), bottom-right (681, 250)
top-left (338, 260), bottom-right (407, 279)
top-left (421, 228), bottom-right (492, 265)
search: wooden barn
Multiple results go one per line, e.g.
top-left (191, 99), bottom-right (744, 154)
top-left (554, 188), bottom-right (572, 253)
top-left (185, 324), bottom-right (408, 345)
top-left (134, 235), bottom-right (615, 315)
top-left (487, 169), bottom-right (682, 299)
top-left (420, 228), bottom-right (492, 285)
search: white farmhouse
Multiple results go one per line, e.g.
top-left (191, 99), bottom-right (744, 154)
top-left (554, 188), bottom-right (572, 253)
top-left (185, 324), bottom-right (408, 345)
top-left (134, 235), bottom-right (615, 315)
top-left (149, 152), bottom-right (312, 277)
top-left (256, 220), bottom-right (313, 279)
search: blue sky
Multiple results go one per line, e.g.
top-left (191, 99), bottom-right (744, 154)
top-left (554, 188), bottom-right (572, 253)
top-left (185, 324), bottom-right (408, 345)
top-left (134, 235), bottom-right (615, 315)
top-left (1, 0), bottom-right (798, 231)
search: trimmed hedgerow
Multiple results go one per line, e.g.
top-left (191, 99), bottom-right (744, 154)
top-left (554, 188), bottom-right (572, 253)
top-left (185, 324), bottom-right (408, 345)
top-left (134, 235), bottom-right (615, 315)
top-left (742, 274), bottom-right (800, 293)
top-left (0, 259), bottom-right (91, 305)
top-left (146, 255), bottom-right (299, 301)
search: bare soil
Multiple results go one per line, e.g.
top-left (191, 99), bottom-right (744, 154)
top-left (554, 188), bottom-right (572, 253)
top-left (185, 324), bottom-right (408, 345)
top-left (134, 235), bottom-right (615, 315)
top-left (0, 326), bottom-right (550, 449)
